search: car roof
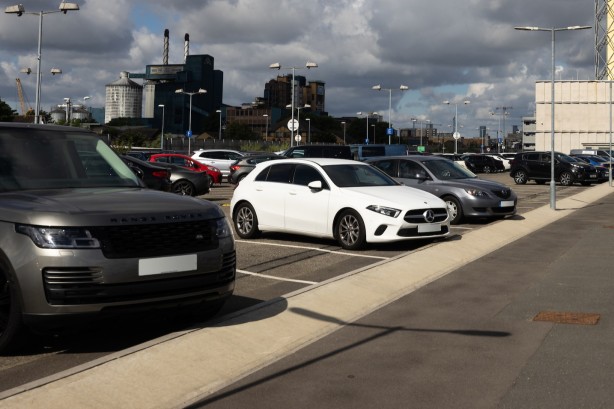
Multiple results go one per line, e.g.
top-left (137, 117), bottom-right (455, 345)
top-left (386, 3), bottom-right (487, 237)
top-left (266, 158), bottom-right (361, 166)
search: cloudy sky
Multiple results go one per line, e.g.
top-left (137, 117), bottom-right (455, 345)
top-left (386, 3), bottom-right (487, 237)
top-left (0, 0), bottom-right (595, 138)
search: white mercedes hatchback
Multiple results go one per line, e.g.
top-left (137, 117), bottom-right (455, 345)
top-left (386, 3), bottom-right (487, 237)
top-left (230, 158), bottom-right (451, 250)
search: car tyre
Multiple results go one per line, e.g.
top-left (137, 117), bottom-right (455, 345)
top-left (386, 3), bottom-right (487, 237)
top-left (172, 180), bottom-right (196, 196)
top-left (233, 202), bottom-right (260, 239)
top-left (443, 195), bottom-right (463, 225)
top-left (334, 209), bottom-right (366, 250)
top-left (559, 171), bottom-right (573, 186)
top-left (483, 165), bottom-right (492, 173)
top-left (0, 269), bottom-right (27, 354)
top-left (513, 170), bottom-right (528, 184)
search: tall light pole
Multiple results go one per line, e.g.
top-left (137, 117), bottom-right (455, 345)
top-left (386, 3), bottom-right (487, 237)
top-left (158, 104), bottom-right (165, 150)
top-left (216, 109), bottom-right (222, 140)
top-left (443, 99), bottom-right (470, 154)
top-left (341, 121), bottom-right (346, 144)
top-left (357, 112), bottom-right (377, 144)
top-left (515, 25), bottom-right (591, 210)
top-left (175, 88), bottom-right (207, 155)
top-left (269, 62), bottom-right (318, 147)
top-left (5, 2), bottom-right (80, 124)
top-left (263, 114), bottom-right (269, 141)
top-left (306, 118), bottom-right (311, 143)
top-left (372, 84), bottom-right (409, 144)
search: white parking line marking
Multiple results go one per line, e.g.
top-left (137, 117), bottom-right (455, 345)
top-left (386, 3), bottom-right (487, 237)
top-left (237, 269), bottom-right (318, 285)
top-left (234, 240), bottom-right (390, 260)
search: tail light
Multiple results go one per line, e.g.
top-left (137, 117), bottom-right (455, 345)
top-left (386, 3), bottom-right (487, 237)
top-left (230, 165), bottom-right (240, 172)
top-left (152, 170), bottom-right (171, 179)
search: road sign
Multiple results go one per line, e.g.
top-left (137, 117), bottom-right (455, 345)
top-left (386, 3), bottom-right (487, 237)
top-left (287, 119), bottom-right (299, 132)
top-left (453, 132), bottom-right (461, 140)
top-left (386, 127), bottom-right (394, 135)
top-left (186, 130), bottom-right (193, 138)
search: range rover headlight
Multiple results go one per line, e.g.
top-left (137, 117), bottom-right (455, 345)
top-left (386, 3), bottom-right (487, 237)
top-left (367, 205), bottom-right (401, 218)
top-left (16, 225), bottom-right (100, 249)
top-left (215, 217), bottom-right (233, 238)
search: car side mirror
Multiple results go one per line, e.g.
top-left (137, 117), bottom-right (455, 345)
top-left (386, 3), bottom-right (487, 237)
top-left (307, 180), bottom-right (323, 190)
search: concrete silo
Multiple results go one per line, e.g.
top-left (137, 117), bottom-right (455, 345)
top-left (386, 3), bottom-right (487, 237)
top-left (104, 71), bottom-right (143, 124)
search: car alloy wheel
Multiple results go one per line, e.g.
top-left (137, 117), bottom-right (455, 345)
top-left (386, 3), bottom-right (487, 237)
top-left (483, 165), bottom-right (492, 173)
top-left (335, 210), bottom-right (366, 250)
top-left (234, 203), bottom-right (260, 239)
top-left (443, 195), bottom-right (463, 225)
top-left (513, 170), bottom-right (528, 184)
top-left (559, 171), bottom-right (573, 186)
top-left (172, 180), bottom-right (195, 196)
top-left (0, 269), bottom-right (25, 354)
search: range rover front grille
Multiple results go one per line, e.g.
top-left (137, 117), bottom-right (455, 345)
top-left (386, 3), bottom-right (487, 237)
top-left (89, 220), bottom-right (218, 259)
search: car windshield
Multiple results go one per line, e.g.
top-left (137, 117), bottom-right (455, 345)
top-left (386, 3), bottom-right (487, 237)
top-left (421, 159), bottom-right (477, 180)
top-left (556, 153), bottom-right (576, 162)
top-left (0, 128), bottom-right (141, 192)
top-left (323, 164), bottom-right (399, 187)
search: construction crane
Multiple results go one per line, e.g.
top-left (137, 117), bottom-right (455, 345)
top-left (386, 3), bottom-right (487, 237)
top-left (15, 78), bottom-right (32, 116)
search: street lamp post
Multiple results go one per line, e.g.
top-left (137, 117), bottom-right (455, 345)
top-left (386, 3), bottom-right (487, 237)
top-left (175, 88), bottom-right (207, 155)
top-left (341, 121), bottom-right (346, 144)
top-left (372, 84), bottom-right (409, 144)
top-left (515, 24), bottom-right (591, 210)
top-left (306, 118), bottom-right (311, 143)
top-left (158, 104), bottom-right (165, 150)
top-left (263, 114), bottom-right (269, 141)
top-left (443, 99), bottom-right (470, 154)
top-left (216, 109), bottom-right (222, 140)
top-left (5, 2), bottom-right (80, 124)
top-left (357, 112), bottom-right (377, 144)
top-left (287, 103), bottom-right (310, 144)
top-left (269, 62), bottom-right (318, 147)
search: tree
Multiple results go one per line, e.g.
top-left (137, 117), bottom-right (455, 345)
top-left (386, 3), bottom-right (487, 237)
top-left (224, 122), bottom-right (258, 140)
top-left (0, 99), bottom-right (17, 122)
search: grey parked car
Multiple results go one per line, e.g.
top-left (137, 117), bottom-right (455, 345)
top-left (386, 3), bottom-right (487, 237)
top-left (366, 156), bottom-right (517, 224)
top-left (0, 123), bottom-right (236, 353)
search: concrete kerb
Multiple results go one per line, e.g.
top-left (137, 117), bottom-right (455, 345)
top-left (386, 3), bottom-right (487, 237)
top-left (2, 182), bottom-right (612, 409)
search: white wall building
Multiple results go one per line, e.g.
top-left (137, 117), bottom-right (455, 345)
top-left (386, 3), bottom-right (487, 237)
top-left (535, 80), bottom-right (614, 153)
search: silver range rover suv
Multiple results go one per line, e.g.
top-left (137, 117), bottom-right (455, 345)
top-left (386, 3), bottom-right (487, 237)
top-left (0, 123), bottom-right (235, 353)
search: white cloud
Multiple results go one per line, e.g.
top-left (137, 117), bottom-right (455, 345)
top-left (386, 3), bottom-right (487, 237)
top-left (0, 0), bottom-right (595, 136)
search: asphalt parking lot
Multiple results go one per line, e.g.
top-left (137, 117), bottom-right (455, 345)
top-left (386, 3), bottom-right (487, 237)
top-left (0, 170), bottom-right (605, 396)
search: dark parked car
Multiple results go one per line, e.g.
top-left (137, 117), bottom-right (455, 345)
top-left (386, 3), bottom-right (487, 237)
top-left (509, 151), bottom-right (598, 186)
top-left (570, 154), bottom-right (610, 182)
top-left (462, 154), bottom-right (505, 173)
top-left (366, 156), bottom-right (517, 224)
top-left (153, 162), bottom-right (212, 196)
top-left (281, 144), bottom-right (353, 160)
top-left (122, 155), bottom-right (172, 192)
top-left (229, 154), bottom-right (287, 185)
top-left (0, 123), bottom-right (235, 354)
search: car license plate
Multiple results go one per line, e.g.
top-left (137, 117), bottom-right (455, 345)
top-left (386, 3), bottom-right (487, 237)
top-left (418, 224), bottom-right (441, 233)
top-left (590, 174), bottom-right (597, 178)
top-left (139, 254), bottom-right (197, 276)
top-left (500, 200), bottom-right (514, 207)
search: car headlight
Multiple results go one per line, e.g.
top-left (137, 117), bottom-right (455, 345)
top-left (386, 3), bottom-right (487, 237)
top-left (215, 217), bottom-right (233, 238)
top-left (464, 188), bottom-right (488, 197)
top-left (367, 205), bottom-right (401, 218)
top-left (16, 225), bottom-right (100, 249)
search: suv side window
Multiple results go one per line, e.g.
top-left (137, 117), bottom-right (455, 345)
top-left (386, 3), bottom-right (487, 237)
top-left (372, 159), bottom-right (396, 177)
top-left (525, 153), bottom-right (539, 161)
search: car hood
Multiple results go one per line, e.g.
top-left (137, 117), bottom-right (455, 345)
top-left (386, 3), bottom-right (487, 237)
top-left (0, 188), bottom-right (224, 226)
top-left (434, 177), bottom-right (515, 193)
top-left (342, 185), bottom-right (446, 208)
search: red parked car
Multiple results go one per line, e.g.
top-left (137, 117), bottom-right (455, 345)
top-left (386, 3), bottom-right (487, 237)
top-left (149, 153), bottom-right (222, 186)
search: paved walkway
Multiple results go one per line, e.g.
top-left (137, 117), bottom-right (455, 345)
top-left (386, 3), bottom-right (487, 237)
top-left (2, 182), bottom-right (613, 409)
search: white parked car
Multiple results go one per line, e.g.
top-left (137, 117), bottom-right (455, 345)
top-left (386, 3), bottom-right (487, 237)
top-left (230, 158), bottom-right (451, 250)
top-left (191, 149), bottom-right (244, 181)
